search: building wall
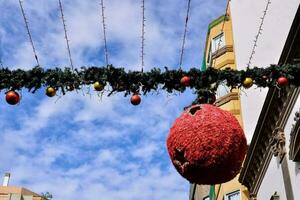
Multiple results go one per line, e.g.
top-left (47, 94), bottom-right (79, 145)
top-left (255, 95), bottom-right (300, 200)
top-left (0, 186), bottom-right (43, 200)
top-left (214, 176), bottom-right (249, 200)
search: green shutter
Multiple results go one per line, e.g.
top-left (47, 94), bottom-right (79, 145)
top-left (201, 54), bottom-right (206, 71)
top-left (209, 185), bottom-right (215, 200)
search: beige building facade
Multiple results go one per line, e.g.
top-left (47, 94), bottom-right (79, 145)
top-left (0, 174), bottom-right (44, 200)
top-left (190, 2), bottom-right (249, 200)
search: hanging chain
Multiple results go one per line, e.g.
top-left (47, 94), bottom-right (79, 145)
top-left (212, 0), bottom-right (230, 69)
top-left (18, 0), bottom-right (40, 66)
top-left (246, 0), bottom-right (271, 69)
top-left (140, 0), bottom-right (146, 72)
top-left (179, 0), bottom-right (192, 70)
top-left (58, 0), bottom-right (74, 70)
top-left (100, 0), bottom-right (109, 66)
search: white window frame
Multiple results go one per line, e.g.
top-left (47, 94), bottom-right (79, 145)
top-left (211, 32), bottom-right (226, 54)
top-left (224, 190), bottom-right (241, 200)
top-left (203, 196), bottom-right (209, 200)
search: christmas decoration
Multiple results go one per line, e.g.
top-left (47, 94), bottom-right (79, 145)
top-left (0, 64), bottom-right (297, 101)
top-left (130, 94), bottom-right (141, 106)
top-left (94, 81), bottom-right (104, 91)
top-left (180, 76), bottom-right (190, 87)
top-left (5, 91), bottom-right (20, 105)
top-left (277, 76), bottom-right (288, 86)
top-left (243, 77), bottom-right (253, 89)
top-left (167, 104), bottom-right (247, 184)
top-left (46, 87), bottom-right (56, 97)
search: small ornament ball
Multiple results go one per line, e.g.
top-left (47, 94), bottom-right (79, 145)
top-left (243, 77), bottom-right (253, 89)
top-left (130, 95), bottom-right (141, 106)
top-left (167, 104), bottom-right (247, 184)
top-left (46, 87), bottom-right (56, 97)
top-left (277, 76), bottom-right (288, 86)
top-left (180, 76), bottom-right (190, 87)
top-left (94, 81), bottom-right (104, 91)
top-left (6, 91), bottom-right (20, 105)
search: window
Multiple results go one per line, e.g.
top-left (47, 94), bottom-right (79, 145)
top-left (211, 33), bottom-right (225, 53)
top-left (224, 190), bottom-right (241, 200)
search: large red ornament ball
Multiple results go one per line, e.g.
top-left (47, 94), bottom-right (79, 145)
top-left (5, 91), bottom-right (20, 105)
top-left (167, 104), bottom-right (247, 184)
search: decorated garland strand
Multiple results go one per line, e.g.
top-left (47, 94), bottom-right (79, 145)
top-left (0, 64), bottom-right (299, 105)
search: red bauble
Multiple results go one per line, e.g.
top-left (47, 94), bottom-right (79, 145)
top-left (167, 104), bottom-right (247, 184)
top-left (180, 76), bottom-right (190, 87)
top-left (130, 95), bottom-right (141, 106)
top-left (277, 76), bottom-right (288, 86)
top-left (5, 91), bottom-right (20, 105)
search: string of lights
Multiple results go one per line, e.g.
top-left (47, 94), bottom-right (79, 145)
top-left (246, 0), bottom-right (272, 69)
top-left (100, 0), bottom-right (109, 66)
top-left (18, 0), bottom-right (40, 66)
top-left (58, 0), bottom-right (74, 70)
top-left (179, 0), bottom-right (192, 69)
top-left (140, 0), bottom-right (146, 72)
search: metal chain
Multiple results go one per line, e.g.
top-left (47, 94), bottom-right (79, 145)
top-left (246, 0), bottom-right (271, 69)
top-left (212, 0), bottom-right (230, 69)
top-left (100, 0), bottom-right (109, 66)
top-left (179, 0), bottom-right (192, 69)
top-left (141, 0), bottom-right (146, 72)
top-left (18, 0), bottom-right (40, 66)
top-left (58, 0), bottom-right (74, 70)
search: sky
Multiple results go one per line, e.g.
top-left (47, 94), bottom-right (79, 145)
top-left (0, 0), bottom-right (227, 199)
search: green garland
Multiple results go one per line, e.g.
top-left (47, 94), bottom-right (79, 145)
top-left (0, 64), bottom-right (299, 98)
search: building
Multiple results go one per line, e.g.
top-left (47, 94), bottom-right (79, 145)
top-left (239, 5), bottom-right (300, 200)
top-left (0, 173), bottom-right (44, 200)
top-left (189, 2), bottom-right (249, 200)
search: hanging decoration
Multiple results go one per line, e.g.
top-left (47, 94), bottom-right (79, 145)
top-left (94, 81), bottom-right (105, 91)
top-left (130, 94), bottom-right (141, 106)
top-left (242, 77), bottom-right (253, 89)
top-left (166, 104), bottom-right (248, 184)
top-left (180, 75), bottom-right (191, 87)
top-left (277, 76), bottom-right (288, 87)
top-left (46, 87), bottom-right (56, 97)
top-left (0, 64), bottom-right (298, 103)
top-left (5, 90), bottom-right (20, 105)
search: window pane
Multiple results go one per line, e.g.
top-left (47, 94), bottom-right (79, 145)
top-left (225, 191), bottom-right (240, 200)
top-left (211, 33), bottom-right (225, 53)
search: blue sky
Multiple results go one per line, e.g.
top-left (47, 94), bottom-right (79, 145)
top-left (0, 0), bottom-right (226, 199)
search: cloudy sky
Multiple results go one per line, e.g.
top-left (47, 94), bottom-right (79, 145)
top-left (0, 0), bottom-right (227, 199)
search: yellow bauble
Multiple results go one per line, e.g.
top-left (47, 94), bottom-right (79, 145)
top-left (94, 81), bottom-right (104, 91)
top-left (243, 77), bottom-right (253, 89)
top-left (46, 87), bottom-right (56, 97)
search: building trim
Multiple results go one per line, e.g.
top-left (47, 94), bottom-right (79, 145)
top-left (211, 45), bottom-right (234, 60)
top-left (290, 109), bottom-right (300, 161)
top-left (215, 92), bottom-right (239, 107)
